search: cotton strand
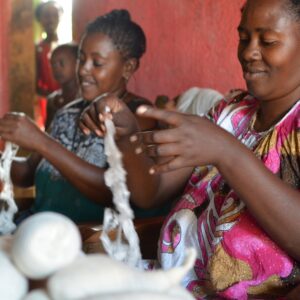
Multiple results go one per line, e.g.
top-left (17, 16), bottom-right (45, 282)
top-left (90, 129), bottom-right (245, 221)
top-left (0, 142), bottom-right (19, 235)
top-left (101, 117), bottom-right (142, 268)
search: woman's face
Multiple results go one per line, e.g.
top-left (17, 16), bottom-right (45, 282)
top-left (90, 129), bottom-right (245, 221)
top-left (78, 33), bottom-right (127, 101)
top-left (238, 0), bottom-right (300, 104)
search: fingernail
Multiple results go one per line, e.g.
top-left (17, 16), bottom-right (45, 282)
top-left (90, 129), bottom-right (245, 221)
top-left (149, 168), bottom-right (155, 174)
top-left (136, 105), bottom-right (148, 115)
top-left (130, 135), bottom-right (137, 143)
top-left (99, 113), bottom-right (104, 121)
top-left (95, 129), bottom-right (102, 136)
top-left (104, 106), bottom-right (111, 113)
top-left (135, 147), bottom-right (142, 154)
top-left (83, 128), bottom-right (90, 135)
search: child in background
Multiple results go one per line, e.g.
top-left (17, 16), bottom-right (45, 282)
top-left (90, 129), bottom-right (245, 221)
top-left (35, 0), bottom-right (63, 128)
top-left (46, 43), bottom-right (80, 129)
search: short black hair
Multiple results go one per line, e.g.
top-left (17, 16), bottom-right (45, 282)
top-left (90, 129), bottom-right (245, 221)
top-left (51, 43), bottom-right (79, 59)
top-left (84, 9), bottom-right (146, 62)
top-left (35, 1), bottom-right (63, 21)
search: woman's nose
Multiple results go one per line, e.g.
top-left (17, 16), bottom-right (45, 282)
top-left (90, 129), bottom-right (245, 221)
top-left (239, 40), bottom-right (261, 62)
top-left (78, 60), bottom-right (91, 76)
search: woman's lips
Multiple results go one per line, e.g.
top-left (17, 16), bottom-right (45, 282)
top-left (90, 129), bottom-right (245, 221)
top-left (243, 70), bottom-right (267, 80)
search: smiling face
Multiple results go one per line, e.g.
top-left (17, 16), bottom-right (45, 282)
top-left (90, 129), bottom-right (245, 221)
top-left (238, 0), bottom-right (300, 106)
top-left (78, 33), bottom-right (128, 101)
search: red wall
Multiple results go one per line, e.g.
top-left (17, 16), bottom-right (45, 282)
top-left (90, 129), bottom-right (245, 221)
top-left (0, 0), bottom-right (12, 115)
top-left (73, 0), bottom-right (245, 102)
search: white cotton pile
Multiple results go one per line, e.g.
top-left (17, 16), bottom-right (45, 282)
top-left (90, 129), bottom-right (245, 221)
top-left (48, 248), bottom-right (196, 300)
top-left (87, 290), bottom-right (195, 300)
top-left (0, 142), bottom-right (19, 234)
top-left (101, 118), bottom-right (141, 267)
top-left (11, 212), bottom-right (82, 279)
top-left (23, 290), bottom-right (51, 300)
top-left (0, 250), bottom-right (28, 300)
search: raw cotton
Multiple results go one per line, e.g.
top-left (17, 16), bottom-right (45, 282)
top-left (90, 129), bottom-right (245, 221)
top-left (0, 142), bottom-right (19, 235)
top-left (11, 212), bottom-right (82, 279)
top-left (101, 117), bottom-right (141, 268)
top-left (48, 249), bottom-right (196, 300)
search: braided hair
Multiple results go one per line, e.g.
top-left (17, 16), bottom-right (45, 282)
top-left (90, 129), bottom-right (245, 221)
top-left (84, 9), bottom-right (146, 63)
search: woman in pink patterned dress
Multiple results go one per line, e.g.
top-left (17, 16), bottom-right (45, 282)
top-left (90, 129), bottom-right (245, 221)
top-left (80, 0), bottom-right (300, 298)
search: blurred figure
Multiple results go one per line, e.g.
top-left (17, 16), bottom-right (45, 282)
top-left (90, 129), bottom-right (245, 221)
top-left (176, 87), bottom-right (223, 115)
top-left (46, 43), bottom-right (80, 130)
top-left (35, 1), bottom-right (63, 129)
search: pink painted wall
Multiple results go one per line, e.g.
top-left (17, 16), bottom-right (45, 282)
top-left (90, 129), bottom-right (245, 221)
top-left (0, 0), bottom-right (12, 115)
top-left (73, 0), bottom-right (245, 102)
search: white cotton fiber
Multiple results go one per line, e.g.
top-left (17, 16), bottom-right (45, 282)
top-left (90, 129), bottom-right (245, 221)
top-left (0, 251), bottom-right (28, 300)
top-left (11, 212), bottom-right (82, 279)
top-left (48, 249), bottom-right (196, 300)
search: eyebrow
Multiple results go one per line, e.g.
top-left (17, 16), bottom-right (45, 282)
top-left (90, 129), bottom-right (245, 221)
top-left (237, 26), bottom-right (278, 34)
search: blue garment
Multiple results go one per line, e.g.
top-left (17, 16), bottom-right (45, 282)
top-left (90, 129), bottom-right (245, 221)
top-left (34, 98), bottom-right (107, 222)
top-left (33, 97), bottom-right (172, 223)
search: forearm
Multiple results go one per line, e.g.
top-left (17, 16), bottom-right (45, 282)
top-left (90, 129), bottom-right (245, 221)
top-left (36, 134), bottom-right (112, 204)
top-left (119, 137), bottom-right (191, 209)
top-left (118, 137), bottom-right (160, 208)
top-left (11, 153), bottom-right (42, 187)
top-left (217, 136), bottom-right (300, 260)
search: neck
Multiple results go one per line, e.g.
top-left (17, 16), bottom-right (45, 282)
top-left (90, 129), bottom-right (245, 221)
top-left (45, 32), bottom-right (58, 43)
top-left (255, 93), bottom-right (299, 131)
top-left (61, 80), bottom-right (79, 102)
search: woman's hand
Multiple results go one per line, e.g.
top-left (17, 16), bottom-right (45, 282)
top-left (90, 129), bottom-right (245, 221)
top-left (79, 94), bottom-right (139, 139)
top-left (133, 106), bottom-right (233, 173)
top-left (0, 112), bottom-right (45, 151)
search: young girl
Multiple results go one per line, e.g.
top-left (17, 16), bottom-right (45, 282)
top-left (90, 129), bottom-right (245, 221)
top-left (0, 9), bottom-right (160, 223)
top-left (35, 0), bottom-right (62, 128)
top-left (80, 0), bottom-right (300, 298)
top-left (46, 43), bottom-right (80, 129)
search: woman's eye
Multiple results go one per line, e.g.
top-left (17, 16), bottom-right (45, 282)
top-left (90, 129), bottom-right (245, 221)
top-left (261, 40), bottom-right (277, 46)
top-left (93, 61), bottom-right (103, 67)
top-left (238, 34), bottom-right (249, 44)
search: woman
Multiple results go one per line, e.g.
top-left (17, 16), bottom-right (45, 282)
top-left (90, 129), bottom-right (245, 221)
top-left (0, 9), bottom-right (160, 223)
top-left (80, 0), bottom-right (300, 298)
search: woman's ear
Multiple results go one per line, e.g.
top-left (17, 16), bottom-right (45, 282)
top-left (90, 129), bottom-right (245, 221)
top-left (123, 58), bottom-right (138, 81)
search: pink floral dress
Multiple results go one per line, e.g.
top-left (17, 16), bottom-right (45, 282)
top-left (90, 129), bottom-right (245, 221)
top-left (158, 94), bottom-right (300, 299)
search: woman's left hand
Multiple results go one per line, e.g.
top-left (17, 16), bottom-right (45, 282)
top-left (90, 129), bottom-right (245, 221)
top-left (133, 106), bottom-right (233, 173)
top-left (0, 112), bottom-right (45, 151)
top-left (79, 94), bottom-right (139, 139)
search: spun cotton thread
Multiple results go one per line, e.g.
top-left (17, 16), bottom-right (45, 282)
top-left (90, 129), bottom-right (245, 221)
top-left (101, 116), bottom-right (142, 268)
top-left (0, 142), bottom-right (19, 235)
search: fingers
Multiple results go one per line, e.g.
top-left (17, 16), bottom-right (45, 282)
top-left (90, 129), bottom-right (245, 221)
top-left (79, 109), bottom-right (102, 136)
top-left (79, 94), bottom-right (125, 136)
top-left (136, 105), bottom-right (183, 127)
top-left (149, 156), bottom-right (187, 174)
top-left (145, 143), bottom-right (179, 158)
top-left (131, 127), bottom-right (180, 146)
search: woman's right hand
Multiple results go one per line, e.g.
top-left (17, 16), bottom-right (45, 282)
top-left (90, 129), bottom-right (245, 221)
top-left (79, 94), bottom-right (140, 139)
top-left (0, 112), bottom-right (45, 151)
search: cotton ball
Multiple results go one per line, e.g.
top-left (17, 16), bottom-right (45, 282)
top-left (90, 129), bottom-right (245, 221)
top-left (11, 212), bottom-right (82, 279)
top-left (0, 251), bottom-right (28, 300)
top-left (23, 289), bottom-right (51, 300)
